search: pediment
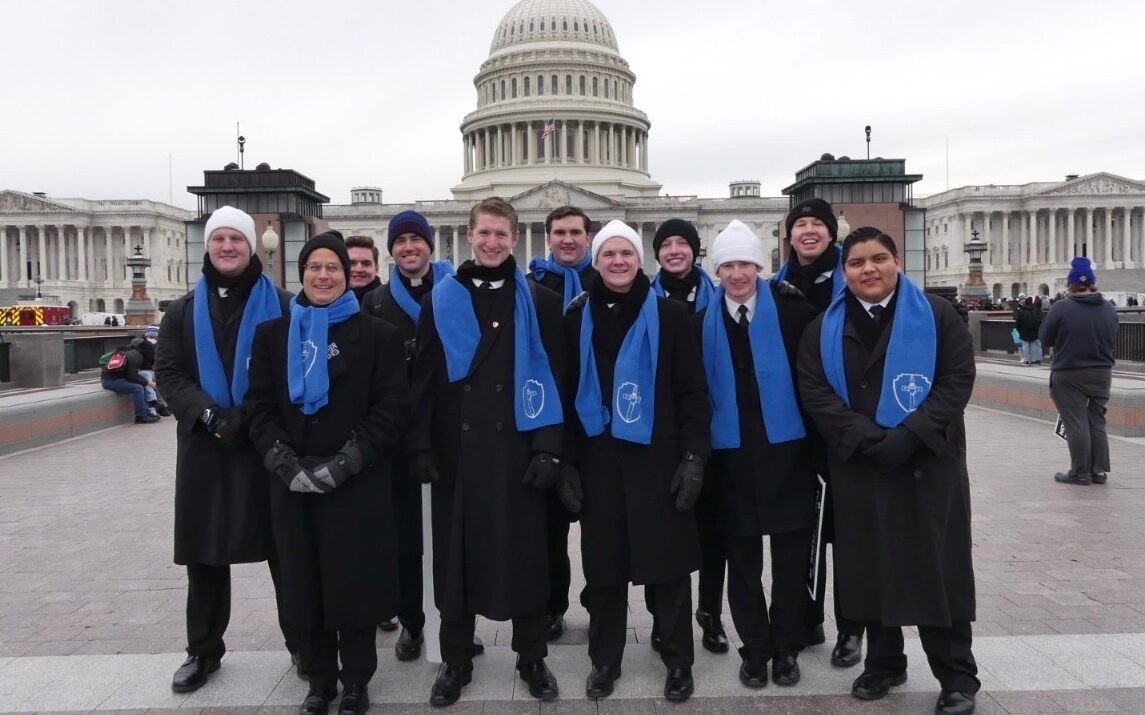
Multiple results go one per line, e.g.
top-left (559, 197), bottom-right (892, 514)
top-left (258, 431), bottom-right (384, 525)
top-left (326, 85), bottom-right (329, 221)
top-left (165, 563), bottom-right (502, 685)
top-left (0, 190), bottom-right (78, 214)
top-left (1036, 172), bottom-right (1145, 197)
top-left (510, 180), bottom-right (623, 211)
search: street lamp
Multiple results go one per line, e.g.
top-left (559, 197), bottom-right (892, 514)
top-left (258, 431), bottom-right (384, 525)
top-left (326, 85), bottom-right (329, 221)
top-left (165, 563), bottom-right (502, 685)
top-left (34, 272), bottom-right (44, 300)
top-left (261, 223), bottom-right (280, 280)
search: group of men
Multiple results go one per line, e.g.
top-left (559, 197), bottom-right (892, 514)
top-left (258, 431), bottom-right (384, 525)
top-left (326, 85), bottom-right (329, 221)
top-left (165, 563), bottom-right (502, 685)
top-left (156, 196), bottom-right (979, 715)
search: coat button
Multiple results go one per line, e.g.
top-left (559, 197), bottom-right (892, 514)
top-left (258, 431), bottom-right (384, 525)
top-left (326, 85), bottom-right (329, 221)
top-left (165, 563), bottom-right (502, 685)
top-left (859, 381), bottom-right (868, 389)
top-left (463, 384), bottom-right (471, 392)
top-left (496, 422), bottom-right (504, 431)
top-left (495, 384), bottom-right (503, 392)
top-left (461, 422), bottom-right (470, 431)
top-left (914, 469), bottom-right (923, 478)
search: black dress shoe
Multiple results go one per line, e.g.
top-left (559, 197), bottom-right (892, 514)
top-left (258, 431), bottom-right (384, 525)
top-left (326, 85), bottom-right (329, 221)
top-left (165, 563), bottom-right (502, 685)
top-left (663, 666), bottom-right (694, 702)
top-left (518, 659), bottom-right (559, 700)
top-left (378, 616), bottom-right (399, 632)
top-left (936, 689), bottom-right (976, 715)
top-left (695, 610), bottom-right (729, 654)
top-left (831, 633), bottom-right (863, 667)
top-left (1091, 472), bottom-right (1108, 485)
top-left (472, 635), bottom-right (485, 656)
top-left (171, 655), bottom-right (220, 693)
top-left (586, 664), bottom-right (621, 699)
top-left (851, 670), bottom-right (908, 700)
top-left (430, 664), bottom-right (472, 707)
top-left (395, 627), bottom-right (424, 661)
top-left (804, 623), bottom-right (826, 645)
top-left (1055, 471), bottom-right (1091, 485)
top-left (300, 687), bottom-right (337, 715)
top-left (545, 613), bottom-right (565, 641)
top-left (338, 684), bottom-right (369, 715)
top-left (738, 657), bottom-right (768, 688)
top-left (772, 654), bottom-right (801, 686)
top-left (650, 620), bottom-right (662, 652)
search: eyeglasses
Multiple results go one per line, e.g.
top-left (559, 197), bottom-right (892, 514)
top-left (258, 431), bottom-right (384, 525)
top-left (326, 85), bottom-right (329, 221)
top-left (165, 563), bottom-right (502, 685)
top-left (303, 262), bottom-right (344, 274)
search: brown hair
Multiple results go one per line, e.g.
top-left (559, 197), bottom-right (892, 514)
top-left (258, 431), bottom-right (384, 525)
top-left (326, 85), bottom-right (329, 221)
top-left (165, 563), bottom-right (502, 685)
top-left (469, 197), bottom-right (518, 233)
top-left (1068, 282), bottom-right (1097, 293)
top-left (545, 205), bottom-right (590, 234)
top-left (345, 235), bottom-right (378, 263)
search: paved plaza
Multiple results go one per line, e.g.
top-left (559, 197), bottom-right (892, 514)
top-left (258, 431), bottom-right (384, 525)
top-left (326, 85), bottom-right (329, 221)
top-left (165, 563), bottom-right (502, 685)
top-left (3, 378), bottom-right (1145, 713)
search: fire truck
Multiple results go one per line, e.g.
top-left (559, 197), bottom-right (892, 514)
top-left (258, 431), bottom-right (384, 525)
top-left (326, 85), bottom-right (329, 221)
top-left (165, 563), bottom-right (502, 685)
top-left (0, 305), bottom-right (72, 326)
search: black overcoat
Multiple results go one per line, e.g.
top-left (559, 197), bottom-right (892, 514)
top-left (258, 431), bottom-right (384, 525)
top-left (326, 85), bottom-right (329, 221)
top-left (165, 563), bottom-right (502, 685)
top-left (695, 286), bottom-right (820, 537)
top-left (156, 285), bottom-right (291, 566)
top-left (244, 311), bottom-right (409, 631)
top-left (408, 277), bottom-right (565, 622)
top-left (797, 292), bottom-right (976, 627)
top-left (565, 296), bottom-right (711, 587)
top-left (361, 282), bottom-right (423, 558)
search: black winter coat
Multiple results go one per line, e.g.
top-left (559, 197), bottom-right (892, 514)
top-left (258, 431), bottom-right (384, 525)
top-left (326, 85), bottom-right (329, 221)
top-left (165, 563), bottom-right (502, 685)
top-left (408, 273), bottom-right (565, 621)
top-left (156, 284), bottom-right (291, 566)
top-left (565, 292), bottom-right (711, 586)
top-left (695, 286), bottom-right (820, 537)
top-left (797, 292), bottom-right (976, 627)
top-left (1013, 304), bottom-right (1043, 341)
top-left (245, 311), bottom-right (409, 630)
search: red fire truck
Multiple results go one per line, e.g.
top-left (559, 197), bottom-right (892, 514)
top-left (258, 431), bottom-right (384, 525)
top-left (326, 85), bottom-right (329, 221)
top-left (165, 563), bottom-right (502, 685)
top-left (0, 305), bottom-right (72, 326)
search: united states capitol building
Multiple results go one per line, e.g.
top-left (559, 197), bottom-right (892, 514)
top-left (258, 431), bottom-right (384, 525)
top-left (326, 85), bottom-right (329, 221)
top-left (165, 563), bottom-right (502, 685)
top-left (1, 0), bottom-right (1143, 315)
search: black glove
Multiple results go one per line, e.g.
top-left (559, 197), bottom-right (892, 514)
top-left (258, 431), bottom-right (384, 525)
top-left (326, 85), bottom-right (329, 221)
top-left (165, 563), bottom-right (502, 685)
top-left (310, 440), bottom-right (365, 491)
top-left (862, 426), bottom-right (922, 470)
top-left (522, 452), bottom-right (562, 489)
top-left (557, 463), bottom-right (584, 514)
top-left (410, 451), bottom-right (440, 484)
top-left (773, 280), bottom-right (806, 300)
top-left (264, 441), bottom-right (330, 494)
top-left (669, 454), bottom-right (705, 512)
top-left (210, 408), bottom-right (247, 448)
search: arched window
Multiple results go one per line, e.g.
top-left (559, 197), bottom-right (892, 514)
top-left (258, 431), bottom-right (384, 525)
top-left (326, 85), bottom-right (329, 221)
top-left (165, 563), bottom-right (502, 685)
top-left (580, 75), bottom-right (586, 95)
top-left (566, 74), bottom-right (572, 94)
top-left (540, 19), bottom-right (545, 31)
top-left (592, 76), bottom-right (598, 96)
top-left (524, 76), bottom-right (530, 96)
top-left (563, 19), bottom-right (568, 30)
top-left (574, 21), bottom-right (579, 31)
top-left (603, 78), bottom-right (609, 97)
top-left (551, 74), bottom-right (558, 94)
top-left (512, 78), bottom-right (517, 98)
top-left (613, 81), bottom-right (618, 99)
top-left (529, 20), bottom-right (534, 31)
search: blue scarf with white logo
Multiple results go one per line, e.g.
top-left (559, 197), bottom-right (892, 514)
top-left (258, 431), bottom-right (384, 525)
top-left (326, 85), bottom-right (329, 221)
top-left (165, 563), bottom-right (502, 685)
top-left (287, 291), bottom-right (360, 415)
top-left (431, 269), bottom-right (562, 431)
top-left (702, 279), bottom-right (805, 448)
top-left (819, 273), bottom-right (937, 427)
top-left (389, 261), bottom-right (455, 323)
top-left (651, 265), bottom-right (716, 312)
top-left (772, 245), bottom-right (845, 298)
top-left (575, 290), bottom-right (660, 444)
top-left (193, 274), bottom-right (281, 408)
top-left (528, 252), bottom-right (590, 308)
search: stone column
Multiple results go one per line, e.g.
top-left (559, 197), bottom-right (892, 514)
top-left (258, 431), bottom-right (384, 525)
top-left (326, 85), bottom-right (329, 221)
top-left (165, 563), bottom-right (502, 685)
top-left (526, 122), bottom-right (536, 165)
top-left (1047, 210), bottom-right (1057, 266)
top-left (525, 223), bottom-right (534, 265)
top-left (35, 225), bottom-right (47, 282)
top-left (18, 226), bottom-right (28, 284)
top-left (1001, 212), bottom-right (1010, 268)
top-left (451, 225), bottom-right (460, 267)
top-left (1027, 210), bottom-right (1037, 265)
top-left (575, 122), bottom-right (584, 163)
top-left (977, 213), bottom-right (991, 265)
top-left (1066, 208), bottom-right (1076, 258)
top-left (103, 227), bottom-right (113, 282)
top-left (433, 226), bottom-right (440, 261)
top-left (1122, 207), bottom-right (1133, 268)
top-left (77, 226), bottom-right (87, 281)
top-left (1103, 207), bottom-right (1114, 266)
top-left (0, 227), bottom-right (7, 287)
top-left (56, 225), bottom-right (67, 281)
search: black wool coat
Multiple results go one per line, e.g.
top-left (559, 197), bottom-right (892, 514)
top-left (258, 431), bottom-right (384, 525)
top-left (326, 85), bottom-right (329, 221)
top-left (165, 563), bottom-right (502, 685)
top-left (565, 295), bottom-right (711, 587)
top-left (694, 286), bottom-right (820, 537)
top-left (245, 311), bottom-right (409, 631)
top-left (530, 264), bottom-right (599, 306)
top-left (408, 277), bottom-right (565, 622)
top-left (156, 285), bottom-right (291, 567)
top-left (797, 291), bottom-right (976, 628)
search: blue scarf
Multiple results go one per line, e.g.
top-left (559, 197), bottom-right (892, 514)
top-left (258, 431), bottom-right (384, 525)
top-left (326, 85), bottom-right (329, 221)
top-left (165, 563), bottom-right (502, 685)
top-left (819, 273), bottom-right (937, 428)
top-left (772, 245), bottom-right (845, 299)
top-left (528, 252), bottom-right (590, 307)
top-left (651, 265), bottom-right (716, 312)
top-left (702, 279), bottom-right (805, 448)
top-left (389, 261), bottom-right (455, 323)
top-left (287, 291), bottom-right (360, 415)
top-left (193, 274), bottom-right (282, 408)
top-left (430, 268), bottom-right (562, 431)
top-left (574, 289), bottom-right (660, 444)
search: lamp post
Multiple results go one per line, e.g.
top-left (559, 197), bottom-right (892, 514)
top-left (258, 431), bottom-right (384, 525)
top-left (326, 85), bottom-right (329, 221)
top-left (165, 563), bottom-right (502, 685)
top-left (261, 223), bottom-right (280, 283)
top-left (34, 272), bottom-right (43, 301)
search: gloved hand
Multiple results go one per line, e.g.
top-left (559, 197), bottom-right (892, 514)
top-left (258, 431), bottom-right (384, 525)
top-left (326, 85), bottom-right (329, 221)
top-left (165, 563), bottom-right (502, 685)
top-left (773, 280), bottom-right (806, 300)
top-left (410, 451), bottom-right (440, 484)
top-left (862, 426), bottom-right (922, 470)
top-left (522, 452), bottom-right (562, 489)
top-left (310, 440), bottom-right (365, 491)
top-left (557, 463), bottom-right (584, 514)
top-left (669, 454), bottom-right (705, 511)
top-left (264, 441), bottom-right (330, 494)
top-left (210, 408), bottom-right (247, 448)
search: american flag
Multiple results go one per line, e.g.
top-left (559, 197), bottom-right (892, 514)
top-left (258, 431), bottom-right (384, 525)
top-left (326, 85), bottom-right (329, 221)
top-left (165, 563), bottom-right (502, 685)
top-left (539, 118), bottom-right (556, 140)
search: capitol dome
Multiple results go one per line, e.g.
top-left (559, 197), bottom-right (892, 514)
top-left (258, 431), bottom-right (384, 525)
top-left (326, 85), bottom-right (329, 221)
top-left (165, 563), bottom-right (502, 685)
top-left (451, 0), bottom-right (661, 201)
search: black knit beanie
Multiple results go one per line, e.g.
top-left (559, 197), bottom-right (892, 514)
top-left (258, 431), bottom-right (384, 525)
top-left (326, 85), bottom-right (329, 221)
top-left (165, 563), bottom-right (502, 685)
top-left (785, 198), bottom-right (838, 241)
top-left (652, 218), bottom-right (701, 262)
top-left (298, 230), bottom-right (351, 285)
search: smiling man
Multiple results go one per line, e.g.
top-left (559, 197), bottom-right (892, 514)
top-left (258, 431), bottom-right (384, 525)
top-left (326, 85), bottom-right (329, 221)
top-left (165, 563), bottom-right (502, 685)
top-left (775, 198), bottom-right (843, 312)
top-left (345, 235), bottom-right (382, 300)
top-left (409, 197), bottom-right (565, 706)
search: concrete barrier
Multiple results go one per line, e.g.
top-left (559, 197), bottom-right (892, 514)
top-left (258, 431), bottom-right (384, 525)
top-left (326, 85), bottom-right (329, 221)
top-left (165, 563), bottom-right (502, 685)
top-left (0, 383), bottom-right (136, 456)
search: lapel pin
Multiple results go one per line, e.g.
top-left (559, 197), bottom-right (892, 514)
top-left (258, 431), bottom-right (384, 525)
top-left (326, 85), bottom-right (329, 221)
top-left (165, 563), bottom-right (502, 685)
top-left (492, 321), bottom-right (500, 328)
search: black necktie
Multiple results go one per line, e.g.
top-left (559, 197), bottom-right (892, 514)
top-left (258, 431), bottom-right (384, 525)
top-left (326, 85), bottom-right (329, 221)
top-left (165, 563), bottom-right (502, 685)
top-left (868, 304), bottom-right (884, 323)
top-left (480, 280), bottom-right (497, 292)
top-left (737, 304), bottom-right (749, 327)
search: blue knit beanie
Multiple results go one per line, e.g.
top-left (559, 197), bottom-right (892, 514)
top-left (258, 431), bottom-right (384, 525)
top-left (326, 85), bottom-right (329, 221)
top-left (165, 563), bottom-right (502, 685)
top-left (1066, 256), bottom-right (1095, 286)
top-left (387, 210), bottom-right (433, 254)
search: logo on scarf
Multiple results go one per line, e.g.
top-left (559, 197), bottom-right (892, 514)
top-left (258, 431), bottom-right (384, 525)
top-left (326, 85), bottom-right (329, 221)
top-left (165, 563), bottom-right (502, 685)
top-left (301, 340), bottom-right (319, 377)
top-left (892, 373), bottom-right (931, 413)
top-left (616, 382), bottom-right (642, 424)
top-left (522, 379), bottom-right (545, 419)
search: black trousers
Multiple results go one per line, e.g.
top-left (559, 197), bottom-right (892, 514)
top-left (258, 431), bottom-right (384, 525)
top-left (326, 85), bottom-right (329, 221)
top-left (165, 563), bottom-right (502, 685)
top-left (694, 488), bottom-right (727, 615)
top-left (806, 539), bottom-right (863, 638)
top-left (865, 622), bottom-right (980, 694)
top-left (546, 494), bottom-right (572, 616)
top-left (185, 551), bottom-right (297, 659)
top-left (396, 552), bottom-right (425, 632)
top-left (725, 531), bottom-right (808, 660)
top-left (303, 626), bottom-right (377, 689)
top-left (440, 613), bottom-right (547, 669)
top-left (588, 577), bottom-right (693, 669)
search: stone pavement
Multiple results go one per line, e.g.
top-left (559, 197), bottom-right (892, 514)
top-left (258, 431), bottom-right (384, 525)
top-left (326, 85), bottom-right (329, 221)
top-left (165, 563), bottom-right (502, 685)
top-left (2, 403), bottom-right (1145, 713)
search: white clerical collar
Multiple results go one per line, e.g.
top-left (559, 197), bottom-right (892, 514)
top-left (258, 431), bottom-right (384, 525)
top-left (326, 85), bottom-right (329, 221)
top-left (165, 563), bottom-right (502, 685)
top-left (216, 287), bottom-right (229, 297)
top-left (857, 290), bottom-right (895, 315)
top-left (723, 293), bottom-right (758, 323)
top-left (470, 278), bottom-right (506, 289)
top-left (814, 268), bottom-right (834, 284)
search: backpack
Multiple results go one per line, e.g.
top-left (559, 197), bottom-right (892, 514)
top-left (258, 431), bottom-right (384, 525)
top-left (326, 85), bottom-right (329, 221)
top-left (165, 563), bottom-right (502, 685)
top-left (101, 349), bottom-right (129, 375)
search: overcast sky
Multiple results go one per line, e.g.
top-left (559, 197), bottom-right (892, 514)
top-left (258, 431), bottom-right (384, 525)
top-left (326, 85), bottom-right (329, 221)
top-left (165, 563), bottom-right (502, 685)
top-left (2, 0), bottom-right (1142, 211)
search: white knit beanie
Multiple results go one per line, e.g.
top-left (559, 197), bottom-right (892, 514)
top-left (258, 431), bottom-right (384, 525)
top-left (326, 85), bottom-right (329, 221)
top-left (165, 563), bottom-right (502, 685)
top-left (203, 206), bottom-right (257, 253)
top-left (591, 220), bottom-right (644, 264)
top-left (711, 220), bottom-right (765, 269)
